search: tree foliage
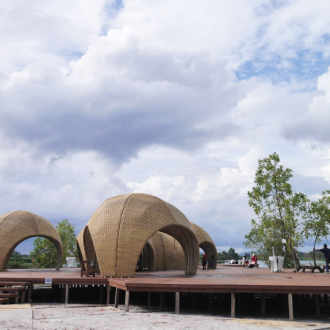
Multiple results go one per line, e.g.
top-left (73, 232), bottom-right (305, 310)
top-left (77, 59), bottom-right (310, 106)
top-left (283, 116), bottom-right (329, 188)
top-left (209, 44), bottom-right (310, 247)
top-left (30, 219), bottom-right (77, 268)
top-left (302, 191), bottom-right (330, 266)
top-left (217, 247), bottom-right (239, 261)
top-left (244, 152), bottom-right (306, 271)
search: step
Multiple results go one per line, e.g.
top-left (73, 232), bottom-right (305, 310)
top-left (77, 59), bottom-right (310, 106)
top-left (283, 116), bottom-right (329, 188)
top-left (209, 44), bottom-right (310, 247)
top-left (0, 293), bottom-right (18, 304)
top-left (0, 288), bottom-right (26, 303)
top-left (0, 298), bottom-right (9, 304)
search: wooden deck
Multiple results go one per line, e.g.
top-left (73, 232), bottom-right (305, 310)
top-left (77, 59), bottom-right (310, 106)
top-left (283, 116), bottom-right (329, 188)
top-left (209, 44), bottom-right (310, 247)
top-left (1, 266), bottom-right (329, 294)
top-left (1, 266), bottom-right (329, 320)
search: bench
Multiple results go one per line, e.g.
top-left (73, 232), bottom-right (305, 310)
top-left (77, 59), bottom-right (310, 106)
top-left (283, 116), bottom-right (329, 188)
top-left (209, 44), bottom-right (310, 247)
top-left (301, 265), bottom-right (324, 273)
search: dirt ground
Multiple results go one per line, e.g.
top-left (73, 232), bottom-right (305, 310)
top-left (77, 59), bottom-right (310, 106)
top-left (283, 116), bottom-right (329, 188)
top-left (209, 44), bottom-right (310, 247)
top-left (0, 304), bottom-right (329, 330)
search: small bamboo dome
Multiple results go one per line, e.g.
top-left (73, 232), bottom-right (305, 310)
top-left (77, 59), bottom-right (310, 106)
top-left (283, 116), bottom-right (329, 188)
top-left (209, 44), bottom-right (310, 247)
top-left (191, 222), bottom-right (218, 269)
top-left (147, 232), bottom-right (186, 270)
top-left (79, 193), bottom-right (199, 277)
top-left (0, 210), bottom-right (63, 271)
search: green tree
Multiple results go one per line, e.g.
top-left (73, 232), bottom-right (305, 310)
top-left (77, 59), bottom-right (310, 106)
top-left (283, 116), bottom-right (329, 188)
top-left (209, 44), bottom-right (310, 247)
top-left (302, 191), bottom-right (330, 267)
top-left (30, 219), bottom-right (77, 268)
top-left (245, 152), bottom-right (305, 271)
top-left (227, 247), bottom-right (238, 259)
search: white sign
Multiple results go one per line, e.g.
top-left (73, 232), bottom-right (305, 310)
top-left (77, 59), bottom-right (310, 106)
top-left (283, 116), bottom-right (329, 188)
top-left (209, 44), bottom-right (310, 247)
top-left (269, 257), bottom-right (274, 261)
top-left (45, 278), bottom-right (52, 284)
top-left (282, 239), bottom-right (287, 244)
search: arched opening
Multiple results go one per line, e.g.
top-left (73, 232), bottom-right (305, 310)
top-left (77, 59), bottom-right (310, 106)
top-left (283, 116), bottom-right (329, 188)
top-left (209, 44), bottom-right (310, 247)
top-left (3, 235), bottom-right (62, 270)
top-left (83, 226), bottom-right (99, 273)
top-left (200, 241), bottom-right (217, 269)
top-left (137, 242), bottom-right (155, 271)
top-left (148, 232), bottom-right (186, 271)
top-left (159, 224), bottom-right (199, 275)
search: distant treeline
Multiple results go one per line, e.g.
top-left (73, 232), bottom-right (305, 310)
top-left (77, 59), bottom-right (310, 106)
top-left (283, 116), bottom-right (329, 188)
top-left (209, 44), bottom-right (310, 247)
top-left (8, 251), bottom-right (32, 269)
top-left (217, 247), bottom-right (239, 261)
top-left (298, 251), bottom-right (326, 261)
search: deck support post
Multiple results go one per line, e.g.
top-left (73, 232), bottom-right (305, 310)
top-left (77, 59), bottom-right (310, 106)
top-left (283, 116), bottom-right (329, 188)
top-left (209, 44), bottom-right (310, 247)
top-left (114, 287), bottom-right (120, 308)
top-left (65, 284), bottom-right (69, 305)
top-left (261, 294), bottom-right (266, 316)
top-left (288, 293), bottom-right (293, 321)
top-left (124, 291), bottom-right (130, 312)
top-left (28, 285), bottom-right (32, 304)
top-left (106, 285), bottom-right (111, 306)
top-left (231, 292), bottom-right (235, 318)
top-left (175, 292), bottom-right (180, 314)
top-left (209, 293), bottom-right (213, 313)
top-left (148, 292), bottom-right (151, 308)
top-left (315, 294), bottom-right (320, 318)
top-left (137, 292), bottom-right (141, 305)
top-left (191, 293), bottom-right (196, 309)
top-left (325, 294), bottom-right (328, 308)
top-left (160, 293), bottom-right (164, 311)
top-left (100, 286), bottom-right (103, 304)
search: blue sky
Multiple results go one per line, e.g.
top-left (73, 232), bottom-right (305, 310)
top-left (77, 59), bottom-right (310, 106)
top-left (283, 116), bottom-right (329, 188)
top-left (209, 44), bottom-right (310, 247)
top-left (2, 0), bottom-right (330, 255)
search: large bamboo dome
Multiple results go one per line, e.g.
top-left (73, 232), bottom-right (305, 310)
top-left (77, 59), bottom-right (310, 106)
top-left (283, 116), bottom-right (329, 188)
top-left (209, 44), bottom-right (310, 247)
top-left (78, 193), bottom-right (199, 277)
top-left (0, 210), bottom-right (63, 271)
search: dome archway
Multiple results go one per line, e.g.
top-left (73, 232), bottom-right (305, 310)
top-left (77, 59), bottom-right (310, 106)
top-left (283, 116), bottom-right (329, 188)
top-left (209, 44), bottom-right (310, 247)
top-left (0, 210), bottom-right (63, 271)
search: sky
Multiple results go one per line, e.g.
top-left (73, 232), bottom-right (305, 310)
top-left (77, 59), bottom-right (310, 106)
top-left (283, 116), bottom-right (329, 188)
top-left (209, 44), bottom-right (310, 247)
top-left (2, 0), bottom-right (330, 255)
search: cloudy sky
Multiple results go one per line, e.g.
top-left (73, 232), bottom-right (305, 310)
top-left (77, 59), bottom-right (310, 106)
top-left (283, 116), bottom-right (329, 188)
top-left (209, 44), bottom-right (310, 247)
top-left (2, 0), bottom-right (330, 254)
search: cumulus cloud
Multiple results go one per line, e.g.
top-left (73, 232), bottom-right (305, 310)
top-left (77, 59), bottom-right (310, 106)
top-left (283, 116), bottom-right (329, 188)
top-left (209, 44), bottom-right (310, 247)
top-left (282, 68), bottom-right (330, 143)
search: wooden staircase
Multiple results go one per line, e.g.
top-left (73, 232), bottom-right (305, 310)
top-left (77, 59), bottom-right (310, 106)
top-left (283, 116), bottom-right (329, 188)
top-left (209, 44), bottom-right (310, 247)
top-left (0, 281), bottom-right (31, 304)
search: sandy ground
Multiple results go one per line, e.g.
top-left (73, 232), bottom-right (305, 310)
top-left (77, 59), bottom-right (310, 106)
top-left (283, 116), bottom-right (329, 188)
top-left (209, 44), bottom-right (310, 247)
top-left (0, 304), bottom-right (329, 330)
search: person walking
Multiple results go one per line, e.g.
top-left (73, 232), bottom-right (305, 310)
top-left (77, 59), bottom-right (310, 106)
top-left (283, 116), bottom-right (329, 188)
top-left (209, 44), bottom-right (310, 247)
top-left (315, 243), bottom-right (330, 273)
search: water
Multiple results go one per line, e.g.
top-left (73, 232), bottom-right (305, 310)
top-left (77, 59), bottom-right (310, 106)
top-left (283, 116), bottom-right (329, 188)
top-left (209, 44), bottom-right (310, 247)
top-left (220, 259), bottom-right (326, 268)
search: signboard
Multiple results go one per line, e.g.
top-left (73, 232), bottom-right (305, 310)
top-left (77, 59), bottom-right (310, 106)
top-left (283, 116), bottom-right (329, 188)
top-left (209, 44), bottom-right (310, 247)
top-left (282, 239), bottom-right (287, 244)
top-left (45, 278), bottom-right (52, 287)
top-left (269, 257), bottom-right (274, 261)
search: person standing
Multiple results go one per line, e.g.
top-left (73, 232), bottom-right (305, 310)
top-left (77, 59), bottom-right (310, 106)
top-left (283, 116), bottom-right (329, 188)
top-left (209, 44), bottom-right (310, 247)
top-left (315, 244), bottom-right (330, 273)
top-left (242, 253), bottom-right (248, 267)
top-left (202, 253), bottom-right (207, 270)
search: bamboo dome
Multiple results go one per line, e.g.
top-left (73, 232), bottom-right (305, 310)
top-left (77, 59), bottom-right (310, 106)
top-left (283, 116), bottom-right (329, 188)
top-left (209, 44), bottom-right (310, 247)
top-left (191, 222), bottom-right (217, 269)
top-left (79, 193), bottom-right (199, 277)
top-left (0, 210), bottom-right (63, 271)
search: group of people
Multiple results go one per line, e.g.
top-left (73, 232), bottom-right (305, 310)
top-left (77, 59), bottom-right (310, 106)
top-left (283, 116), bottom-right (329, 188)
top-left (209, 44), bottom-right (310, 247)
top-left (242, 253), bottom-right (258, 268)
top-left (201, 253), bottom-right (214, 270)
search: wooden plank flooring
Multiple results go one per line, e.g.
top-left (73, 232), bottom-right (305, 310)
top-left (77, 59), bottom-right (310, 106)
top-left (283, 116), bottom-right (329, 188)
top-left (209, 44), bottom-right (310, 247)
top-left (1, 266), bottom-right (329, 294)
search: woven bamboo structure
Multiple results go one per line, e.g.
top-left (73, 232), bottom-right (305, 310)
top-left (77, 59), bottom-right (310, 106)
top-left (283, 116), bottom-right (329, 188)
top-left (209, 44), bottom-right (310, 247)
top-left (0, 210), bottom-right (63, 271)
top-left (148, 223), bottom-right (217, 270)
top-left (79, 193), bottom-right (199, 277)
top-left (147, 232), bottom-right (185, 270)
top-left (191, 222), bottom-right (217, 269)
